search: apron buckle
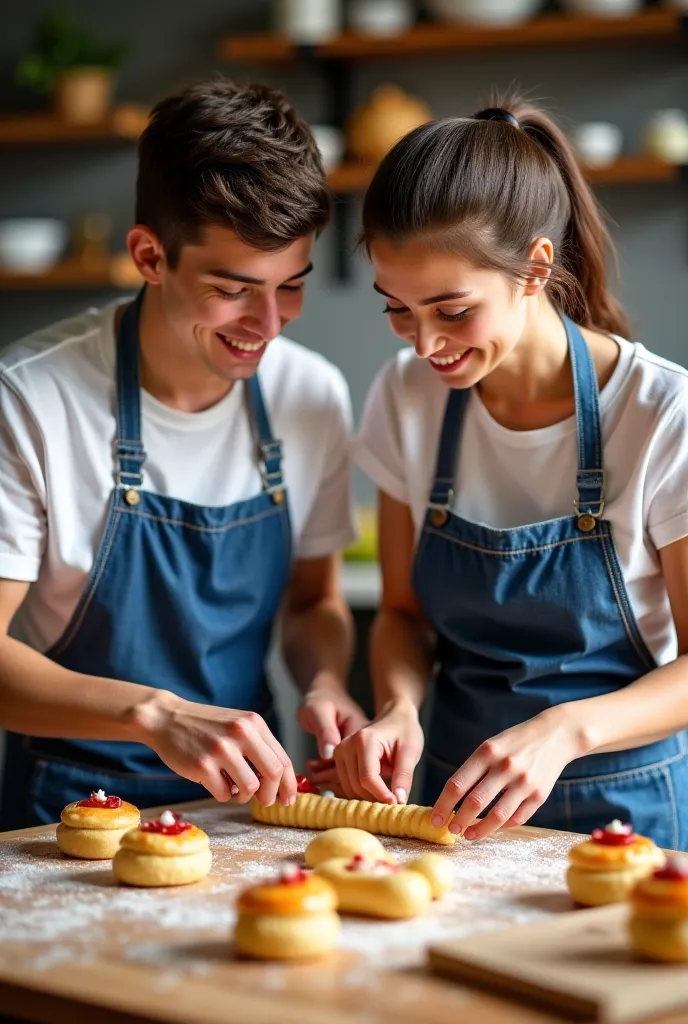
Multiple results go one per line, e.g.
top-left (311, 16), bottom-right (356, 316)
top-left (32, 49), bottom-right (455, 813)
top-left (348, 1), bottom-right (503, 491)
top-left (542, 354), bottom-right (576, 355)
top-left (573, 499), bottom-right (604, 533)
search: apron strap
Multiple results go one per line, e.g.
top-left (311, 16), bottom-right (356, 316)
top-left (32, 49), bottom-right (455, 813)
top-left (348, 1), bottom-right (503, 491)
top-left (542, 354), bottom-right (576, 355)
top-left (565, 315), bottom-right (605, 519)
top-left (115, 290), bottom-right (146, 490)
top-left (428, 388), bottom-right (470, 509)
top-left (245, 375), bottom-right (285, 499)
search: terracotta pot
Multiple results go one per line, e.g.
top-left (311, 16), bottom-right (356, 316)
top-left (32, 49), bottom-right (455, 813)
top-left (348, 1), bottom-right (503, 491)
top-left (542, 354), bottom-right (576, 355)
top-left (53, 68), bottom-right (114, 124)
top-left (346, 86), bottom-right (432, 165)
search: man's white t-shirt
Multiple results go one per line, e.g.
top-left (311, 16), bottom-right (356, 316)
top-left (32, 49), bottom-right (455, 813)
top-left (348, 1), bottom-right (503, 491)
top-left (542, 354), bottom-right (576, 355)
top-left (0, 301), bottom-right (356, 652)
top-left (355, 338), bottom-right (688, 667)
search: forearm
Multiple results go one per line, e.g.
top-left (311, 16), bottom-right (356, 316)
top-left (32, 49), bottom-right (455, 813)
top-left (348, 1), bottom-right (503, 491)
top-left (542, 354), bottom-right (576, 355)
top-left (0, 634), bottom-right (172, 741)
top-left (281, 595), bottom-right (354, 696)
top-left (370, 608), bottom-right (434, 717)
top-left (560, 655), bottom-right (688, 756)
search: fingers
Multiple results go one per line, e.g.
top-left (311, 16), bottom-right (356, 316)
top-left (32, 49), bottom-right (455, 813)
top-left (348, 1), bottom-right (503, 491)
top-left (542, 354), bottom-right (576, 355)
top-left (302, 700), bottom-right (342, 761)
top-left (197, 758), bottom-right (234, 802)
top-left (501, 794), bottom-right (547, 831)
top-left (431, 758), bottom-right (490, 830)
top-left (390, 744), bottom-right (420, 806)
top-left (462, 782), bottom-right (530, 842)
top-left (356, 734), bottom-right (395, 803)
top-left (334, 740), bottom-right (356, 798)
top-left (211, 742), bottom-right (261, 803)
top-left (224, 713), bottom-right (293, 808)
top-left (447, 768), bottom-right (511, 836)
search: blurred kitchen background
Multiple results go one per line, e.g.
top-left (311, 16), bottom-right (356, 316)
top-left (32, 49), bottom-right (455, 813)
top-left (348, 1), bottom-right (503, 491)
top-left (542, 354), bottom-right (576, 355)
top-left (1, 0), bottom-right (687, 767)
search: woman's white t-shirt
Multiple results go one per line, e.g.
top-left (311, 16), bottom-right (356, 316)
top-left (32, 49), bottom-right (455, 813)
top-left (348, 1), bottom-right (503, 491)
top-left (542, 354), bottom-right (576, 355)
top-left (355, 338), bottom-right (688, 667)
top-left (0, 302), bottom-right (356, 652)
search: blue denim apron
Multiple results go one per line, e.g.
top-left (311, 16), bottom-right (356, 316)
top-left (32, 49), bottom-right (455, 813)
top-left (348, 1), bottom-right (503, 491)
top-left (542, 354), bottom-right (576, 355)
top-left (0, 292), bottom-right (292, 829)
top-left (414, 315), bottom-right (688, 849)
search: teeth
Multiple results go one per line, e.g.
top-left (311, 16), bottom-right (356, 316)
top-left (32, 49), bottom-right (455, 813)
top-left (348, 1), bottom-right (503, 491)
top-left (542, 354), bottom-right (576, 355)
top-left (220, 335), bottom-right (264, 352)
top-left (431, 350), bottom-right (466, 366)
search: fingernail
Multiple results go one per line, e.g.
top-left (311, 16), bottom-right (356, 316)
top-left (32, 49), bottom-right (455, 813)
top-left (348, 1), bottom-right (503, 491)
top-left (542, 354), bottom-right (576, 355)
top-left (394, 788), bottom-right (407, 805)
top-left (289, 794), bottom-right (297, 806)
top-left (464, 827), bottom-right (477, 840)
top-left (230, 785), bottom-right (239, 797)
top-left (322, 744), bottom-right (335, 760)
top-left (431, 813), bottom-right (444, 828)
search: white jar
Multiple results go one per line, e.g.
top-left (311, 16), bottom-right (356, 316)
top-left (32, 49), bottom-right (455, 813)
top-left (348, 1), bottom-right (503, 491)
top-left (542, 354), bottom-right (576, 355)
top-left (273, 0), bottom-right (342, 42)
top-left (0, 218), bottom-right (68, 272)
top-left (349, 0), bottom-right (415, 35)
top-left (310, 124), bottom-right (345, 170)
top-left (644, 110), bottom-right (688, 164)
top-left (571, 122), bottom-right (623, 167)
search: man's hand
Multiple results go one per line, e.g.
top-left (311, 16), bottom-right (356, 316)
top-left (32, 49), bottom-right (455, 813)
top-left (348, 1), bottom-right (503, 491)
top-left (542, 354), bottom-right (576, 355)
top-left (299, 685), bottom-right (369, 789)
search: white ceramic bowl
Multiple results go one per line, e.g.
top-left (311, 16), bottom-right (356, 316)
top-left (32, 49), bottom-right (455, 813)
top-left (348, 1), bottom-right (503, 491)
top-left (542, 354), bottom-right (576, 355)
top-left (425, 0), bottom-right (541, 25)
top-left (571, 122), bottom-right (623, 167)
top-left (561, 0), bottom-right (642, 15)
top-left (310, 125), bottom-right (345, 171)
top-left (0, 218), bottom-right (68, 272)
top-left (349, 0), bottom-right (415, 35)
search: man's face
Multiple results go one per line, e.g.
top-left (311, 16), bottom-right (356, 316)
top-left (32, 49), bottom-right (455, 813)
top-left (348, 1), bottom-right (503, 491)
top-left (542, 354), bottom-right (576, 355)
top-left (155, 225), bottom-right (314, 383)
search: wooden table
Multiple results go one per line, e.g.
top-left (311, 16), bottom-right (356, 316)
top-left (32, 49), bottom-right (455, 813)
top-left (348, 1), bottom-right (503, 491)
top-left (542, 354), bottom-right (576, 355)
top-left (0, 800), bottom-right (684, 1024)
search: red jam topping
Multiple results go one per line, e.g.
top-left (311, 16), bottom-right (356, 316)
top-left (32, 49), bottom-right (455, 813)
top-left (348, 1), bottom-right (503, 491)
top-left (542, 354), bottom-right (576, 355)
top-left (346, 854), bottom-right (399, 872)
top-left (591, 821), bottom-right (635, 846)
top-left (295, 774), bottom-right (320, 795)
top-left (654, 858), bottom-right (688, 882)
top-left (271, 864), bottom-right (309, 885)
top-left (140, 812), bottom-right (192, 836)
top-left (77, 791), bottom-right (122, 809)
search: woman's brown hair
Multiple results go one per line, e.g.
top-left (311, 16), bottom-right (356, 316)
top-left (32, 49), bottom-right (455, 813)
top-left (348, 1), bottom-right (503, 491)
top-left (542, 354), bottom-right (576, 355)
top-left (361, 96), bottom-right (629, 338)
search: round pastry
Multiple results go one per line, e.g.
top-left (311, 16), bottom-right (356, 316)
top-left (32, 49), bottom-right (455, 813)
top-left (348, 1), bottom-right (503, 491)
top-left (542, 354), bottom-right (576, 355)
top-left (314, 853), bottom-right (433, 919)
top-left (630, 857), bottom-right (688, 963)
top-left (405, 853), bottom-right (454, 899)
top-left (305, 827), bottom-right (393, 868)
top-left (56, 790), bottom-right (140, 860)
top-left (112, 810), bottom-right (212, 887)
top-left (566, 819), bottom-right (665, 906)
top-left (234, 863), bottom-right (340, 960)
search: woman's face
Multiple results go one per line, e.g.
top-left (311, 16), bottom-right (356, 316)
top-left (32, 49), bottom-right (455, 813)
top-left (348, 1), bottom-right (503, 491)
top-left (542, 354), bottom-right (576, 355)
top-left (369, 237), bottom-right (536, 388)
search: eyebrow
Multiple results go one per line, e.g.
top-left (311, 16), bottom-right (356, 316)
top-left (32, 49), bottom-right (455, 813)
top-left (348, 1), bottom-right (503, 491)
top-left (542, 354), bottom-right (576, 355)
top-left (205, 262), bottom-right (314, 285)
top-left (373, 282), bottom-right (472, 306)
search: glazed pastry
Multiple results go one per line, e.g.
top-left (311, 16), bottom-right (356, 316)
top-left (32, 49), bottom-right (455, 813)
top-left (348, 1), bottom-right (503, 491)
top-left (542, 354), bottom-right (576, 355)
top-left (305, 827), bottom-right (393, 868)
top-left (56, 790), bottom-right (140, 860)
top-left (405, 853), bottom-right (454, 899)
top-left (234, 863), bottom-right (340, 960)
top-left (252, 775), bottom-right (457, 846)
top-left (112, 810), bottom-right (212, 887)
top-left (630, 857), bottom-right (688, 963)
top-left (314, 853), bottom-right (433, 919)
top-left (567, 819), bottom-right (665, 906)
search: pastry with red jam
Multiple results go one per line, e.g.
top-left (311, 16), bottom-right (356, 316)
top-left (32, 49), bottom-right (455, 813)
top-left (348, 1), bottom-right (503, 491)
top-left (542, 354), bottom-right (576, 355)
top-left (566, 819), bottom-right (665, 906)
top-left (630, 856), bottom-right (688, 962)
top-left (57, 789), bottom-right (140, 860)
top-left (234, 862), bottom-right (340, 960)
top-left (112, 809), bottom-right (211, 887)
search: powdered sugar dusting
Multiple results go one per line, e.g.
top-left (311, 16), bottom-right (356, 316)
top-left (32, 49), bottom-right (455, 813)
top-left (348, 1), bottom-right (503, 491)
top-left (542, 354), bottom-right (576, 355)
top-left (0, 803), bottom-right (579, 983)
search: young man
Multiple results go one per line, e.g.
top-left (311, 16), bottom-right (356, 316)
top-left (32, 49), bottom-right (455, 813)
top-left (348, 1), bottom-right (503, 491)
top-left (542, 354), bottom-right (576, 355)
top-left (0, 80), bottom-right (365, 829)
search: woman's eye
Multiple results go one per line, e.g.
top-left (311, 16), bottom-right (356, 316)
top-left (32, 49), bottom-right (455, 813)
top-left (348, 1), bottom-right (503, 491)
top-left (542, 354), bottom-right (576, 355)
top-left (438, 309), bottom-right (468, 323)
top-left (214, 287), bottom-right (248, 299)
top-left (383, 304), bottom-right (408, 316)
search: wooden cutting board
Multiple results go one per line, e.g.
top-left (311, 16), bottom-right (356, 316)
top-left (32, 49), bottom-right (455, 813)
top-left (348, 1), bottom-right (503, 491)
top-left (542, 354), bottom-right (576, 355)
top-left (428, 904), bottom-right (688, 1023)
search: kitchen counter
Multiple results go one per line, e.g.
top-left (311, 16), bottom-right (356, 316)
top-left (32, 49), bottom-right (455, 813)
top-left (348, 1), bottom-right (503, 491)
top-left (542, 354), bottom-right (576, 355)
top-left (0, 802), bottom-right (681, 1024)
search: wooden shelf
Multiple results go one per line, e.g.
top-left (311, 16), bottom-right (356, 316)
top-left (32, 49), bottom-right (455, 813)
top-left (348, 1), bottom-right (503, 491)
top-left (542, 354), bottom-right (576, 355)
top-left (0, 255), bottom-right (142, 290)
top-left (0, 105), bottom-right (149, 145)
top-left (328, 155), bottom-right (684, 194)
top-left (221, 8), bottom-right (683, 63)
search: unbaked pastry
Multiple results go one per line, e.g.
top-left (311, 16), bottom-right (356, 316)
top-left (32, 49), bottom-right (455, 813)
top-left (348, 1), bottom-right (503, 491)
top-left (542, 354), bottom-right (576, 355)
top-left (305, 827), bottom-right (393, 868)
top-left (252, 776), bottom-right (457, 845)
top-left (405, 853), bottom-right (453, 899)
top-left (314, 854), bottom-right (433, 919)
top-left (112, 810), bottom-right (212, 887)
top-left (56, 790), bottom-right (140, 860)
top-left (567, 819), bottom-right (665, 906)
top-left (234, 863), bottom-right (340, 960)
top-left (630, 857), bottom-right (688, 963)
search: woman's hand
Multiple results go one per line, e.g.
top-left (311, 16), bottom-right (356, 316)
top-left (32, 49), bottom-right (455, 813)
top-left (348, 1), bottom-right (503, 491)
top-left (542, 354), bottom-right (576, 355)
top-left (431, 708), bottom-right (586, 840)
top-left (298, 686), bottom-right (369, 790)
top-left (333, 698), bottom-right (425, 804)
top-left (131, 690), bottom-right (297, 808)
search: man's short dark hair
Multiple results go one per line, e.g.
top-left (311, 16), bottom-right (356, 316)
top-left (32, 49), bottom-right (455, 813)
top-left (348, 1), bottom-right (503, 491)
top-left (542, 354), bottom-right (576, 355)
top-left (136, 78), bottom-right (332, 266)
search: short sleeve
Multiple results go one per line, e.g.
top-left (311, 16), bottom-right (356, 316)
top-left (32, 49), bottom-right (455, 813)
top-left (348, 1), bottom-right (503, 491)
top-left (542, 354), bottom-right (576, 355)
top-left (353, 359), bottom-right (409, 504)
top-left (296, 368), bottom-right (357, 560)
top-left (0, 378), bottom-right (47, 581)
top-left (646, 399), bottom-right (688, 550)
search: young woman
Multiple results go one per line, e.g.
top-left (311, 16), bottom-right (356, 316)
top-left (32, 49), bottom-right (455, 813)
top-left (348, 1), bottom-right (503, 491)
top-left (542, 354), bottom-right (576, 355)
top-left (335, 100), bottom-right (688, 850)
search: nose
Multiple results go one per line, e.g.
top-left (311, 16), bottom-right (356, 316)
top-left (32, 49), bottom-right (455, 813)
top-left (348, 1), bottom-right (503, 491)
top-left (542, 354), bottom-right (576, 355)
top-left (413, 325), bottom-right (447, 361)
top-left (244, 296), bottom-right (282, 341)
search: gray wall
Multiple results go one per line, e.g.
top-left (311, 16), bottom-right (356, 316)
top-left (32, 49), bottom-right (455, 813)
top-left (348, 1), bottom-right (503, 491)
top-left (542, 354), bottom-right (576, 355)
top-left (1, 0), bottom-right (687, 496)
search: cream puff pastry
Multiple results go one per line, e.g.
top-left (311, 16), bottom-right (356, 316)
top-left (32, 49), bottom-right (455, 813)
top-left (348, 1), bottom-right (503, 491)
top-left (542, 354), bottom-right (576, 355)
top-left (405, 852), bottom-right (454, 899)
top-left (252, 775), bottom-right (457, 845)
top-left (234, 863), bottom-right (340, 960)
top-left (567, 819), bottom-right (665, 906)
top-left (112, 810), bottom-right (212, 887)
top-left (314, 853), bottom-right (433, 919)
top-left (56, 790), bottom-right (140, 860)
top-left (630, 857), bottom-right (688, 963)
top-left (305, 827), bottom-right (393, 868)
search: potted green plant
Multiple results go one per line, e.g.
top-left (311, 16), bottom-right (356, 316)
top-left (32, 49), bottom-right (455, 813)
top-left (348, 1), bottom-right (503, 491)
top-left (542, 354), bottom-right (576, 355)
top-left (16, 10), bottom-right (129, 125)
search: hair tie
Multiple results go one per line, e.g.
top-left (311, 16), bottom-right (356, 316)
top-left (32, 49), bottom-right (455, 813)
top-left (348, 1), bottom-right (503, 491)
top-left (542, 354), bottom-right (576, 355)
top-left (474, 108), bottom-right (520, 130)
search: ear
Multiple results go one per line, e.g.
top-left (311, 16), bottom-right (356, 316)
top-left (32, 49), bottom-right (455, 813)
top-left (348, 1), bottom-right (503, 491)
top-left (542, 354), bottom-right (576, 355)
top-left (523, 237), bottom-right (554, 296)
top-left (126, 226), bottom-right (166, 285)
